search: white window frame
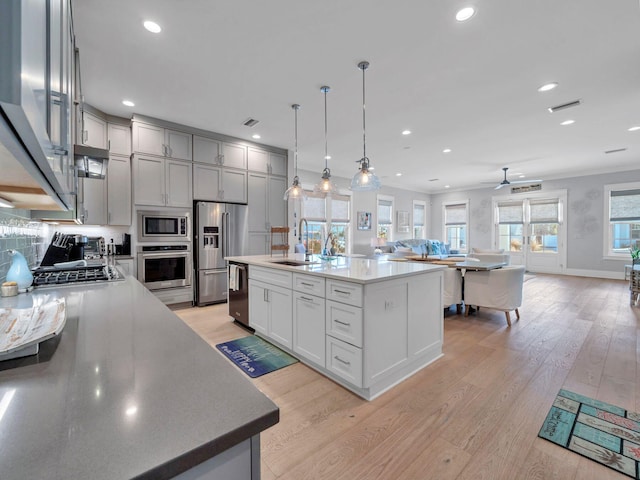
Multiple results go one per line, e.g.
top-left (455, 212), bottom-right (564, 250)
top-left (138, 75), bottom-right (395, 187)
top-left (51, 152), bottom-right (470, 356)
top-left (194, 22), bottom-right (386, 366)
top-left (442, 200), bottom-right (469, 253)
top-left (300, 187), bottom-right (352, 254)
top-left (376, 194), bottom-right (394, 241)
top-left (412, 200), bottom-right (427, 239)
top-left (603, 182), bottom-right (640, 260)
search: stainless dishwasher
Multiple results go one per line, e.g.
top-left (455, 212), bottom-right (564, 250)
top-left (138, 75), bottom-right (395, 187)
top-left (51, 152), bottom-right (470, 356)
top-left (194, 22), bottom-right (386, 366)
top-left (228, 262), bottom-right (251, 330)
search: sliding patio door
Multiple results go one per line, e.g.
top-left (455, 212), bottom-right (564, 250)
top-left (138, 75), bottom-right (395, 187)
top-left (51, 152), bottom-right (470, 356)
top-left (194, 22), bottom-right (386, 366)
top-left (494, 191), bottom-right (566, 273)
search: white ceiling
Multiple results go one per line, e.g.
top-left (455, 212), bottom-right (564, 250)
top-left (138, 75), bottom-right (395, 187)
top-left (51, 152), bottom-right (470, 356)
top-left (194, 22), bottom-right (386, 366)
top-left (72, 0), bottom-right (640, 193)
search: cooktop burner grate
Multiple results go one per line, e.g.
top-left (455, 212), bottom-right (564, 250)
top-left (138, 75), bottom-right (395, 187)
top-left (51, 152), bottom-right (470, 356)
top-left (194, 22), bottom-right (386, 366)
top-left (33, 265), bottom-right (122, 287)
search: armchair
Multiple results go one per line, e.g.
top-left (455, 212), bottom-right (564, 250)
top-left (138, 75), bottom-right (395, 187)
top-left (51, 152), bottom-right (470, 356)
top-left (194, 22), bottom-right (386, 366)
top-left (463, 265), bottom-right (525, 326)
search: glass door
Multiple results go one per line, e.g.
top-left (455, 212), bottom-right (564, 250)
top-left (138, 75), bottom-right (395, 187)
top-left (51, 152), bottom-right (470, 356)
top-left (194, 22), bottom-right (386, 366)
top-left (495, 193), bottom-right (565, 273)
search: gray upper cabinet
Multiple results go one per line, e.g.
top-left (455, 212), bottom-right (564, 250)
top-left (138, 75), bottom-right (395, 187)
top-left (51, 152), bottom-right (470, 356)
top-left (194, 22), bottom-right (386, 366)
top-left (193, 163), bottom-right (247, 203)
top-left (248, 147), bottom-right (287, 176)
top-left (107, 123), bottom-right (131, 156)
top-left (133, 155), bottom-right (192, 207)
top-left (80, 111), bottom-right (107, 149)
top-left (107, 155), bottom-right (131, 225)
top-left (193, 135), bottom-right (221, 165)
top-left (133, 122), bottom-right (192, 160)
top-left (221, 142), bottom-right (247, 169)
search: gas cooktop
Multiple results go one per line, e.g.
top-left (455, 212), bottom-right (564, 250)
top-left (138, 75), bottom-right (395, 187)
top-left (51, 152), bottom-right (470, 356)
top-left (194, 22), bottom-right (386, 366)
top-left (32, 265), bottom-right (122, 288)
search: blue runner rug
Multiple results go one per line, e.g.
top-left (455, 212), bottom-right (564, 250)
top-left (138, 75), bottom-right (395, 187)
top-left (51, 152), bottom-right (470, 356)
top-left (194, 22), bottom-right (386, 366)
top-left (538, 389), bottom-right (640, 478)
top-left (216, 335), bottom-right (298, 378)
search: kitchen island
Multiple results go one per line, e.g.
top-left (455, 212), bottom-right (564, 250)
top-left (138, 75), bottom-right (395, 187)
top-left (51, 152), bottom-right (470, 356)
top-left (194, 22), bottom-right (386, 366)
top-left (226, 254), bottom-right (446, 400)
top-left (0, 275), bottom-right (278, 480)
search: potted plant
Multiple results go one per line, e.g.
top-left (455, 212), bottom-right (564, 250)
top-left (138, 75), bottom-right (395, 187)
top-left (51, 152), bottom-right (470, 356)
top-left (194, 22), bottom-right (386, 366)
top-left (631, 246), bottom-right (640, 265)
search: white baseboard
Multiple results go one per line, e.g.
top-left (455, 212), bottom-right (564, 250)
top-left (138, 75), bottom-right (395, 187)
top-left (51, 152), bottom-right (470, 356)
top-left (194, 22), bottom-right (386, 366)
top-left (561, 268), bottom-right (625, 280)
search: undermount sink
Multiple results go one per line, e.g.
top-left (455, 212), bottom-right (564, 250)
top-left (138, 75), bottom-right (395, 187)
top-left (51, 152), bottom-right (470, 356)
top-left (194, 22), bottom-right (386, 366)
top-left (269, 259), bottom-right (317, 266)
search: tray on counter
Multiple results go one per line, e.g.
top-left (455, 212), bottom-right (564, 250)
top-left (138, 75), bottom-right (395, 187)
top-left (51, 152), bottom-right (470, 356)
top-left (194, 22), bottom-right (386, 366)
top-left (0, 298), bottom-right (66, 361)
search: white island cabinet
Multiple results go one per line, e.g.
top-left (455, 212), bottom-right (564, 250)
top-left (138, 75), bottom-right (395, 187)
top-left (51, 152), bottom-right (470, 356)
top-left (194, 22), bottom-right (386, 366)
top-left (238, 255), bottom-right (445, 400)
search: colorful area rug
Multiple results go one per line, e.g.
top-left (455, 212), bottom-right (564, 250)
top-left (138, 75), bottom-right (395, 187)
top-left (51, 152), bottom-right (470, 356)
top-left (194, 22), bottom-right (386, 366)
top-left (216, 335), bottom-right (298, 378)
top-left (538, 389), bottom-right (640, 478)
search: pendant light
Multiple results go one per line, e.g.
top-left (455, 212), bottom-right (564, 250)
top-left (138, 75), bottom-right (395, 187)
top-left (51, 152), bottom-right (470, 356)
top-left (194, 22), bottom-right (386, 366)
top-left (350, 61), bottom-right (381, 191)
top-left (314, 86), bottom-right (337, 197)
top-left (284, 104), bottom-right (307, 201)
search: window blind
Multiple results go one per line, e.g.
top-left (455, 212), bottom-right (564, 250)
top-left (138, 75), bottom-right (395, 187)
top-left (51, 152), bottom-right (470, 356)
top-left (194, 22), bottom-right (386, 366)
top-left (444, 203), bottom-right (466, 225)
top-left (529, 199), bottom-right (559, 224)
top-left (378, 199), bottom-right (393, 225)
top-left (303, 191), bottom-right (326, 222)
top-left (413, 204), bottom-right (425, 227)
top-left (331, 194), bottom-right (350, 223)
top-left (497, 202), bottom-right (523, 224)
top-left (610, 189), bottom-right (640, 222)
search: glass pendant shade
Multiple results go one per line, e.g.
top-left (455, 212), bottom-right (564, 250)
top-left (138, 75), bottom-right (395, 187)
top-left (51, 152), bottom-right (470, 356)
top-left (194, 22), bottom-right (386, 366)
top-left (351, 158), bottom-right (381, 191)
top-left (350, 61), bottom-right (381, 192)
top-left (314, 86), bottom-right (336, 197)
top-left (285, 104), bottom-right (307, 201)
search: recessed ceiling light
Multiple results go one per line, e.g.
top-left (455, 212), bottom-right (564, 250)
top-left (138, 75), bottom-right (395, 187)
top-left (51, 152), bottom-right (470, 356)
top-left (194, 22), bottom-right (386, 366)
top-left (396, 173), bottom-right (402, 177)
top-left (324, 155), bottom-right (331, 160)
top-left (443, 148), bottom-right (452, 153)
top-left (519, 175), bottom-right (525, 178)
top-left (538, 82), bottom-right (558, 92)
top-left (629, 126), bottom-right (640, 132)
top-left (122, 100), bottom-right (135, 107)
top-left (456, 7), bottom-right (475, 22)
top-left (143, 21), bottom-right (161, 33)
top-left (251, 134), bottom-right (261, 139)
top-left (444, 185), bottom-right (451, 189)
top-left (402, 130), bottom-right (411, 135)
top-left (560, 119), bottom-right (575, 126)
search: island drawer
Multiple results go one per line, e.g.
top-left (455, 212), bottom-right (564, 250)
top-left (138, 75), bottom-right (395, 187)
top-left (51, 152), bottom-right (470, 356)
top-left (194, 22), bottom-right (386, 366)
top-left (326, 336), bottom-right (363, 388)
top-left (326, 280), bottom-right (363, 307)
top-left (326, 300), bottom-right (363, 348)
top-left (249, 265), bottom-right (292, 289)
top-left (293, 273), bottom-right (325, 296)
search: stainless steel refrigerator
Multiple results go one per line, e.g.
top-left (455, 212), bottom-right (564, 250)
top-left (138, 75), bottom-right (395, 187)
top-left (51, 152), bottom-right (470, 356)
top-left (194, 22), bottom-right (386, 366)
top-left (194, 201), bottom-right (249, 306)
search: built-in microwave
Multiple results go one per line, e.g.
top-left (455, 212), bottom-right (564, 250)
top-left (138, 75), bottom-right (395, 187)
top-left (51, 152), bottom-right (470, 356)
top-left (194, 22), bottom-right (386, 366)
top-left (137, 210), bottom-right (190, 242)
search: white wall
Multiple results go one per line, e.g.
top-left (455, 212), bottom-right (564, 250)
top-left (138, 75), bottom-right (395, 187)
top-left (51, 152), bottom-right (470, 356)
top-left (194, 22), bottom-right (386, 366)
top-left (430, 168), bottom-right (640, 276)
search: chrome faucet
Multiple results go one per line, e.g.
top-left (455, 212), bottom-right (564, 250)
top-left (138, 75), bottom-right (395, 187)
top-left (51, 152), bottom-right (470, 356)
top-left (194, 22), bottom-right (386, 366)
top-left (299, 218), bottom-right (311, 261)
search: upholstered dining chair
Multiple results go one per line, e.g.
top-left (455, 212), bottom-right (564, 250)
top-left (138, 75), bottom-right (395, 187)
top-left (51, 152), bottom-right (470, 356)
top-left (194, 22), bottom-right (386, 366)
top-left (463, 265), bottom-right (525, 326)
top-left (442, 267), bottom-right (463, 313)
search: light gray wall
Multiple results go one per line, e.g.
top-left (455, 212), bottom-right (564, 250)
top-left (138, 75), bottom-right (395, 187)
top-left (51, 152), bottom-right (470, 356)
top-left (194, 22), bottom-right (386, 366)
top-left (430, 168), bottom-right (640, 275)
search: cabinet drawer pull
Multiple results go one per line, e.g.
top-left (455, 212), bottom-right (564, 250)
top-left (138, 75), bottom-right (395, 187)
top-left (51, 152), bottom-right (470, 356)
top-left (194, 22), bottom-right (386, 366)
top-left (300, 296), bottom-right (313, 302)
top-left (334, 289), bottom-right (351, 295)
top-left (301, 282), bottom-right (314, 287)
top-left (334, 319), bottom-right (350, 326)
top-left (334, 356), bottom-right (351, 366)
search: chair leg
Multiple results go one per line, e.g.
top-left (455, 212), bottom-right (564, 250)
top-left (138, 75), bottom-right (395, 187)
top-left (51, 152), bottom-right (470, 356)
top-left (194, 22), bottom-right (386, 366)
top-left (515, 308), bottom-right (520, 320)
top-left (465, 305), bottom-right (470, 316)
top-left (505, 311), bottom-right (512, 326)
top-left (456, 304), bottom-right (462, 314)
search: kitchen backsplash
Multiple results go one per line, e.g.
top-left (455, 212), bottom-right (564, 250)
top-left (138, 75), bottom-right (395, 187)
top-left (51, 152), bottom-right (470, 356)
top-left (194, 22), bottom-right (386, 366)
top-left (0, 209), bottom-right (50, 282)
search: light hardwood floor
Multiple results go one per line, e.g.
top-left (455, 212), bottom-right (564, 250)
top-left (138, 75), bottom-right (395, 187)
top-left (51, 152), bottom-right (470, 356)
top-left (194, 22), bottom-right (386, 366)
top-left (176, 274), bottom-right (640, 479)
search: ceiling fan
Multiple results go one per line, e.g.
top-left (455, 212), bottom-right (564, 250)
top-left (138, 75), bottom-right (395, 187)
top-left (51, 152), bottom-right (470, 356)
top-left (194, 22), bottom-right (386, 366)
top-left (493, 167), bottom-right (542, 190)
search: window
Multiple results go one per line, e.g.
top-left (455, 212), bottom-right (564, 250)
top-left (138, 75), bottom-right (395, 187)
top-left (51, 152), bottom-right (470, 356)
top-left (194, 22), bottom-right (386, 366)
top-left (301, 191), bottom-right (351, 254)
top-left (413, 200), bottom-right (426, 239)
top-left (443, 201), bottom-right (468, 252)
top-left (377, 195), bottom-right (394, 240)
top-left (605, 183), bottom-right (640, 257)
top-left (529, 199), bottom-right (560, 253)
top-left (497, 201), bottom-right (524, 251)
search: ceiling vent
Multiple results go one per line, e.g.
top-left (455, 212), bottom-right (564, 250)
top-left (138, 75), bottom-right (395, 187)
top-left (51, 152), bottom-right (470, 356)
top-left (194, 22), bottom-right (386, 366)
top-left (548, 100), bottom-right (581, 113)
top-left (604, 147), bottom-right (627, 154)
top-left (242, 118), bottom-right (259, 127)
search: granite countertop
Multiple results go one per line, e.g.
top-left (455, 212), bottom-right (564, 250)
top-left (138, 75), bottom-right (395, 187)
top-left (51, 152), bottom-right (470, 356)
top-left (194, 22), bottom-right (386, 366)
top-left (0, 278), bottom-right (279, 480)
top-left (226, 254), bottom-right (445, 284)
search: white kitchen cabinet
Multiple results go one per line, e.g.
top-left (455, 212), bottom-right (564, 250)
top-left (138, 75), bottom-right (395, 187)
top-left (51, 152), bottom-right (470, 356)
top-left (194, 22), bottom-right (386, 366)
top-left (221, 142), bottom-right (247, 169)
top-left (107, 155), bottom-right (131, 225)
top-left (268, 176), bottom-right (287, 227)
top-left (133, 123), bottom-right (192, 160)
top-left (133, 155), bottom-right (192, 207)
top-left (78, 177), bottom-right (107, 225)
top-left (107, 123), bottom-right (131, 156)
top-left (193, 164), bottom-right (247, 203)
top-left (293, 290), bottom-right (326, 367)
top-left (326, 300), bottom-right (363, 348)
top-left (248, 279), bottom-right (293, 349)
top-left (248, 148), bottom-right (287, 176)
top-left (80, 111), bottom-right (108, 149)
top-left (115, 258), bottom-right (135, 277)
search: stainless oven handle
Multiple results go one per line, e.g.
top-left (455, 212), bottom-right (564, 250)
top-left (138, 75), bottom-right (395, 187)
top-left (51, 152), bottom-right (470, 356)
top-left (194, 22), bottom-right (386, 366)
top-left (140, 252), bottom-right (190, 259)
